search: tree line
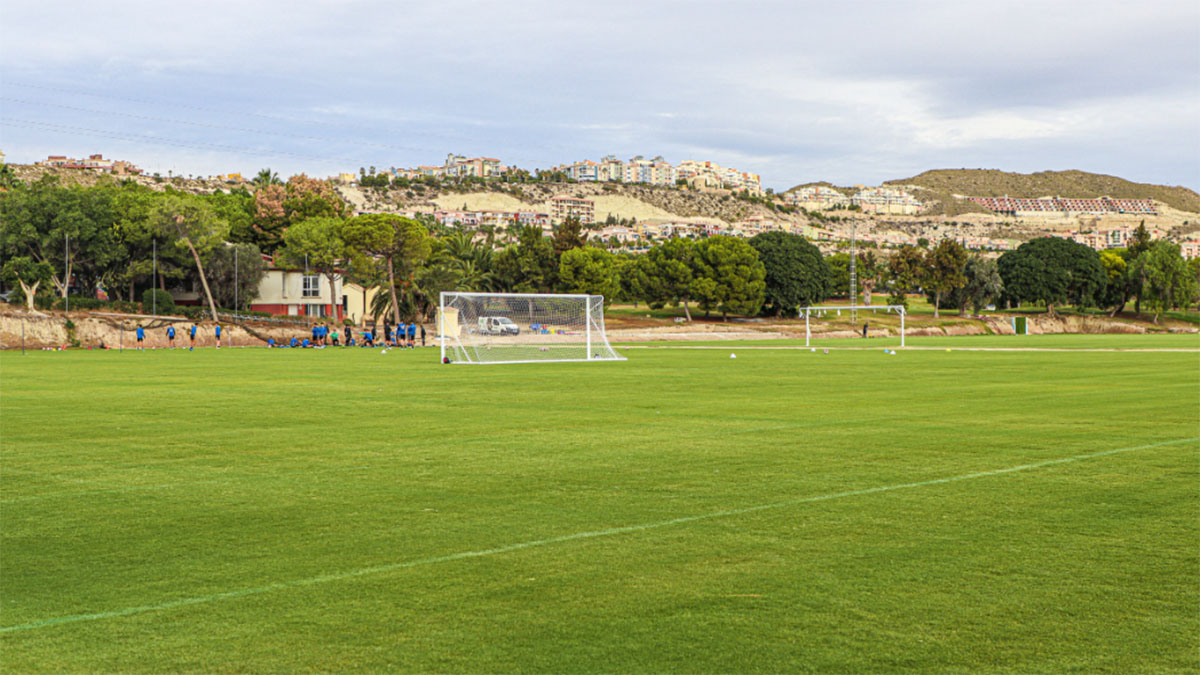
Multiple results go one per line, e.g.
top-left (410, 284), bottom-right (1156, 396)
top-left (2, 173), bottom-right (1196, 325)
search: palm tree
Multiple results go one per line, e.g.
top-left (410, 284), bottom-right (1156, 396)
top-left (252, 168), bottom-right (281, 188)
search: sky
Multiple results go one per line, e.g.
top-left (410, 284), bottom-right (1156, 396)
top-left (1, 0), bottom-right (1198, 191)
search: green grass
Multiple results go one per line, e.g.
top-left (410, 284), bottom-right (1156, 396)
top-left (2, 339), bottom-right (1197, 672)
top-left (618, 333), bottom-right (1200, 350)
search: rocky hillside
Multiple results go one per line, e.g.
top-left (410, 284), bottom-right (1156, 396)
top-left (340, 180), bottom-right (805, 227)
top-left (885, 169), bottom-right (1200, 213)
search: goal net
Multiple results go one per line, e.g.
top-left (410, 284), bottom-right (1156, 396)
top-left (438, 292), bottom-right (625, 364)
top-left (800, 305), bottom-right (907, 347)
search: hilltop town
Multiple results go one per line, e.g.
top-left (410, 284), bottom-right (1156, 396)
top-left (9, 151), bottom-right (1200, 260)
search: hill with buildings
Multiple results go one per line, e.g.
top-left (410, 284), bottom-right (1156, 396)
top-left (885, 169), bottom-right (1200, 213)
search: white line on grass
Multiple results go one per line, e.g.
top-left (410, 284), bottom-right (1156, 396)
top-left (3, 436), bottom-right (1196, 634)
top-left (619, 345), bottom-right (1200, 352)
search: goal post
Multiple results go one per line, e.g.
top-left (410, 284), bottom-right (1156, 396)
top-left (438, 292), bottom-right (626, 364)
top-left (799, 305), bottom-right (906, 347)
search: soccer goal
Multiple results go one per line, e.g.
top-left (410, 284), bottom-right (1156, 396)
top-left (799, 305), bottom-right (907, 347)
top-left (438, 292), bottom-right (626, 364)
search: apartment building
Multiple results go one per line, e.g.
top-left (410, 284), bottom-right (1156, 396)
top-left (851, 187), bottom-right (922, 215)
top-left (785, 186), bottom-right (850, 209)
top-left (549, 195), bottom-right (596, 224)
top-left (36, 153), bottom-right (143, 175)
top-left (623, 155), bottom-right (675, 186)
top-left (675, 159), bottom-right (763, 195)
top-left (966, 196), bottom-right (1158, 216)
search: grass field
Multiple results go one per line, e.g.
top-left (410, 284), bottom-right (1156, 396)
top-left (2, 338), bottom-right (1198, 671)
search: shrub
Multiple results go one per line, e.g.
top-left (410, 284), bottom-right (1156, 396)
top-left (141, 288), bottom-right (176, 314)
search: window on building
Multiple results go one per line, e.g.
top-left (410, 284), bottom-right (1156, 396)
top-left (305, 304), bottom-right (327, 317)
top-left (302, 275), bottom-right (320, 298)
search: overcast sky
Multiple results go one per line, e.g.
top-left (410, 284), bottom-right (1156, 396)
top-left (1, 0), bottom-right (1197, 190)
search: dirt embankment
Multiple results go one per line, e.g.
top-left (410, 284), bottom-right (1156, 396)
top-left (0, 309), bottom-right (334, 350)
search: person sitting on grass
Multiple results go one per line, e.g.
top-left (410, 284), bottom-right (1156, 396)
top-left (267, 338), bottom-right (276, 348)
top-left (290, 336), bottom-right (299, 348)
top-left (362, 330), bottom-right (374, 347)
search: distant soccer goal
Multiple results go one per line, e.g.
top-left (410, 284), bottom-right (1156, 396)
top-left (438, 292), bottom-right (626, 364)
top-left (799, 305), bottom-right (907, 347)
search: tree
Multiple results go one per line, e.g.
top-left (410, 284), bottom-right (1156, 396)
top-left (0, 175), bottom-right (121, 299)
top-left (1097, 249), bottom-right (1129, 316)
top-left (960, 256), bottom-right (1004, 315)
top-left (689, 235), bottom-right (766, 319)
top-left (278, 216), bottom-right (350, 319)
top-left (552, 216), bottom-right (588, 257)
top-left (250, 174), bottom-right (347, 253)
top-left (494, 224), bottom-right (557, 293)
top-left (885, 245), bottom-right (924, 309)
top-left (923, 239), bottom-right (968, 318)
top-left (748, 231), bottom-right (830, 315)
top-left (150, 195), bottom-right (229, 321)
top-left (858, 250), bottom-right (880, 305)
top-left (825, 252), bottom-right (851, 298)
top-left (207, 189), bottom-right (257, 245)
top-left (341, 214), bottom-right (431, 326)
top-left (205, 243), bottom-right (267, 311)
top-left (1126, 223), bottom-right (1153, 314)
top-left (252, 168), bottom-right (281, 188)
top-left (558, 247), bottom-right (620, 303)
top-left (1131, 241), bottom-right (1196, 323)
top-left (640, 238), bottom-right (697, 320)
top-left (996, 237), bottom-right (1105, 314)
top-left (1, 256), bottom-right (54, 310)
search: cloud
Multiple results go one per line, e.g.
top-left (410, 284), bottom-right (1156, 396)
top-left (1, 0), bottom-right (1196, 188)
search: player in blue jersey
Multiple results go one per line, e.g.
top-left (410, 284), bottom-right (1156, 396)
top-left (406, 321), bottom-right (416, 348)
top-left (166, 325), bottom-right (176, 348)
top-left (215, 323), bottom-right (222, 349)
top-left (135, 325), bottom-right (145, 350)
top-left (189, 323), bottom-right (197, 350)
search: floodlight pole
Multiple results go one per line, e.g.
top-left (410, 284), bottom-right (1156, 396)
top-left (849, 221), bottom-right (857, 324)
top-left (152, 238), bottom-right (157, 316)
top-left (64, 234), bottom-right (69, 313)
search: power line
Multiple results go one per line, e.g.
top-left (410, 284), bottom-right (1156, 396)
top-left (1, 81), bottom-right (563, 165)
top-left (0, 118), bottom-right (380, 167)
top-left (0, 97), bottom-right (436, 155)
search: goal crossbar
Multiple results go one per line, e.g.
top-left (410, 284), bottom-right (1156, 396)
top-left (799, 305), bottom-right (906, 347)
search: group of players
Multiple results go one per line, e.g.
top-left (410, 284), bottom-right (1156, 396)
top-left (131, 320), bottom-right (426, 350)
top-left (134, 322), bottom-right (218, 350)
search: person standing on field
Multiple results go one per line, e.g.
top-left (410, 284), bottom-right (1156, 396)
top-left (189, 323), bottom-right (197, 350)
top-left (136, 324), bottom-right (145, 350)
top-left (167, 325), bottom-right (176, 348)
top-left (215, 322), bottom-right (223, 349)
top-left (407, 320), bottom-right (416, 348)
top-left (862, 322), bottom-right (869, 338)
top-left (420, 323), bottom-right (426, 347)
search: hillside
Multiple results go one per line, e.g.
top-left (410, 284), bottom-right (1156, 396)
top-left (885, 169), bottom-right (1200, 213)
